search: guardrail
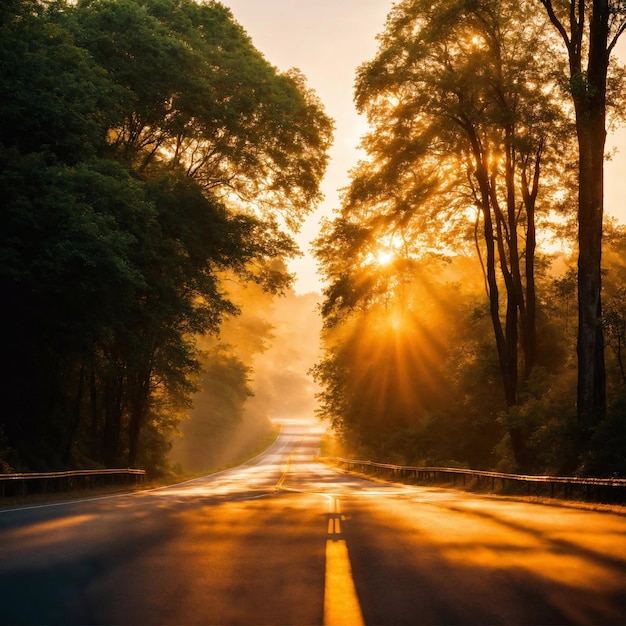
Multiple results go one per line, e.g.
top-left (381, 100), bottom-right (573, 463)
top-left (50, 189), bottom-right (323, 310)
top-left (321, 457), bottom-right (626, 504)
top-left (0, 468), bottom-right (146, 498)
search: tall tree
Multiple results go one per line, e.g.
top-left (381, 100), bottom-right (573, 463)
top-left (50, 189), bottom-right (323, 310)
top-left (0, 0), bottom-right (141, 469)
top-left (71, 0), bottom-right (333, 229)
top-left (536, 0), bottom-right (626, 430)
top-left (0, 0), bottom-right (332, 472)
top-left (327, 0), bottom-right (569, 468)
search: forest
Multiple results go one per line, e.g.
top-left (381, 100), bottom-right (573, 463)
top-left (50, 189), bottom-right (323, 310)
top-left (0, 0), bottom-right (624, 479)
top-left (0, 0), bottom-right (331, 474)
top-left (313, 0), bottom-right (626, 477)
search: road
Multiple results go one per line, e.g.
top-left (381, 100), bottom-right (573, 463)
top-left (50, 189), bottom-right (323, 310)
top-left (0, 417), bottom-right (624, 625)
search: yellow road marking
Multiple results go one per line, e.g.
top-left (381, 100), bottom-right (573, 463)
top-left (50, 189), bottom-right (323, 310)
top-left (276, 438), bottom-right (304, 490)
top-left (324, 499), bottom-right (365, 626)
top-left (276, 453), bottom-right (293, 490)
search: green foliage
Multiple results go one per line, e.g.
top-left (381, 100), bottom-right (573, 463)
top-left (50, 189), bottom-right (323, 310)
top-left (70, 0), bottom-right (333, 227)
top-left (495, 366), bottom-right (578, 473)
top-left (0, 0), bottom-right (331, 473)
top-left (580, 395), bottom-right (626, 478)
top-left (0, 3), bottom-right (117, 162)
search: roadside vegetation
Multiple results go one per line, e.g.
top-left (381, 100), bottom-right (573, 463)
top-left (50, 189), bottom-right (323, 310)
top-left (313, 0), bottom-right (625, 477)
top-left (0, 0), bottom-right (331, 476)
top-left (1, 0), bottom-right (624, 480)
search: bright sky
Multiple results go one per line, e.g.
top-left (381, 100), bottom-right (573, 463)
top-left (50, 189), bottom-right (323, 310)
top-left (222, 0), bottom-right (626, 295)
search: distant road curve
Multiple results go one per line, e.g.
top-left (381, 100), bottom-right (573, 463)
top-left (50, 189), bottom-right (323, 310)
top-left (0, 416), bottom-right (624, 625)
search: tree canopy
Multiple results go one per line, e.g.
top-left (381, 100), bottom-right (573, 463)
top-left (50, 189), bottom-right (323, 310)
top-left (0, 0), bottom-right (332, 473)
top-left (314, 0), bottom-right (625, 476)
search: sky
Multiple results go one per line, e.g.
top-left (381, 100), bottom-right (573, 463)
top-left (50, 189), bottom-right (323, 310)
top-left (222, 0), bottom-right (626, 295)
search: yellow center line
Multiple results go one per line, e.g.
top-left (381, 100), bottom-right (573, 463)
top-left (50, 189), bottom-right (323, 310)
top-left (324, 498), bottom-right (365, 626)
top-left (275, 436), bottom-right (307, 491)
top-left (276, 451), bottom-right (294, 490)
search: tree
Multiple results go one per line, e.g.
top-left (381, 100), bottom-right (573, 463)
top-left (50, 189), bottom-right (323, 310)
top-left (320, 0), bottom-right (570, 468)
top-left (0, 1), bottom-right (145, 469)
top-left (536, 0), bottom-right (626, 430)
top-left (71, 0), bottom-right (333, 229)
top-left (67, 0), bottom-right (332, 469)
top-left (0, 0), bottom-right (332, 472)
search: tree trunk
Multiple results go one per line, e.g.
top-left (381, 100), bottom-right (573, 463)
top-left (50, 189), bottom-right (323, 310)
top-left (573, 0), bottom-right (609, 429)
top-left (473, 142), bottom-right (525, 467)
top-left (127, 369), bottom-right (151, 469)
top-left (521, 146), bottom-right (541, 380)
top-left (63, 362), bottom-right (85, 467)
top-left (103, 374), bottom-right (124, 466)
top-left (539, 0), bottom-right (611, 431)
top-left (478, 176), bottom-right (516, 408)
top-left (576, 119), bottom-right (606, 429)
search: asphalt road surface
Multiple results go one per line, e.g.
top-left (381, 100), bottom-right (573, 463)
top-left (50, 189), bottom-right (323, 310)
top-left (0, 417), bottom-right (624, 625)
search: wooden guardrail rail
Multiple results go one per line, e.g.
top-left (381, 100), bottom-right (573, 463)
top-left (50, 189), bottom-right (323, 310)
top-left (0, 468), bottom-right (146, 498)
top-left (321, 457), bottom-right (626, 504)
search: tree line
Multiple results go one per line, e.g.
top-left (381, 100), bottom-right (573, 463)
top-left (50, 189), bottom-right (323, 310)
top-left (2, 0), bottom-right (624, 479)
top-left (0, 0), bottom-right (332, 474)
top-left (313, 0), bottom-right (625, 476)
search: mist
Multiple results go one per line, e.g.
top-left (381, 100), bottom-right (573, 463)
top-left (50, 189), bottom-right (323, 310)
top-left (170, 285), bottom-right (322, 474)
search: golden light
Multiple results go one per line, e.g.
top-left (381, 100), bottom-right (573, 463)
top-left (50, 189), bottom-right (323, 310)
top-left (363, 245), bottom-right (396, 268)
top-left (388, 311), bottom-right (403, 329)
top-left (376, 248), bottom-right (395, 266)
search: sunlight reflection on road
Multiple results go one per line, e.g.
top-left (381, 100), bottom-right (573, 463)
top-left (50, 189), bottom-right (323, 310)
top-left (153, 414), bottom-right (626, 623)
top-left (273, 417), bottom-right (626, 626)
top-left (0, 514), bottom-right (95, 556)
top-left (1, 415), bottom-right (623, 625)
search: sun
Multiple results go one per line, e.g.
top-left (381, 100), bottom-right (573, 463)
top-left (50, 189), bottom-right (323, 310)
top-left (376, 248), bottom-right (394, 266)
top-left (363, 240), bottom-right (398, 268)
